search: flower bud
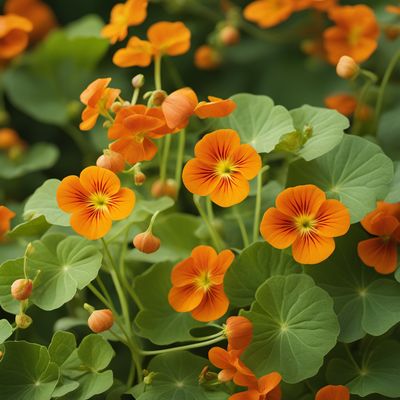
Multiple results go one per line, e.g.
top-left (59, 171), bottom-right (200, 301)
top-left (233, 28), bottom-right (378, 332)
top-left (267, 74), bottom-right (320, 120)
top-left (111, 101), bottom-right (123, 113)
top-left (133, 231), bottom-right (161, 253)
top-left (336, 56), bottom-right (359, 80)
top-left (194, 45), bottom-right (222, 70)
top-left (384, 26), bottom-right (400, 41)
top-left (143, 371), bottom-right (157, 385)
top-left (219, 25), bottom-right (240, 46)
top-left (11, 279), bottom-right (33, 301)
top-left (199, 366), bottom-right (219, 384)
top-left (96, 150), bottom-right (125, 173)
top-left (151, 90), bottom-right (167, 107)
top-left (15, 313), bottom-right (32, 329)
top-left (88, 309), bottom-right (114, 333)
top-left (134, 171), bottom-right (146, 186)
top-left (151, 179), bottom-right (178, 199)
top-left (132, 74), bottom-right (145, 89)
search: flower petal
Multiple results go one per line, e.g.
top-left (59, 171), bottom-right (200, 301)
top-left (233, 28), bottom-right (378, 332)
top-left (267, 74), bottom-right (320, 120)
top-left (194, 97), bottom-right (236, 119)
top-left (258, 372), bottom-right (282, 395)
top-left (168, 285), bottom-right (204, 312)
top-left (182, 158), bottom-right (219, 197)
top-left (108, 188), bottom-right (135, 220)
top-left (191, 285), bottom-right (229, 322)
top-left (229, 390), bottom-right (260, 400)
top-left (291, 233), bottom-right (335, 264)
top-left (56, 175), bottom-right (88, 213)
top-left (315, 385), bottom-right (350, 400)
top-left (171, 257), bottom-right (197, 287)
top-left (80, 166), bottom-right (121, 195)
top-left (315, 199), bottom-right (350, 238)
top-left (211, 249), bottom-right (234, 284)
top-left (70, 208), bottom-right (112, 240)
top-left (210, 173), bottom-right (250, 207)
top-left (191, 245), bottom-right (218, 270)
top-left (208, 347), bottom-right (232, 370)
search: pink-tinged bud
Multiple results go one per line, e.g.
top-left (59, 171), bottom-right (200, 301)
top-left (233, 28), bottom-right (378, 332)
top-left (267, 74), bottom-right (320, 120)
top-left (151, 179), bottom-right (178, 199)
top-left (132, 74), bottom-right (145, 89)
top-left (133, 231), bottom-right (161, 254)
top-left (88, 309), bottom-right (114, 333)
top-left (15, 313), bottom-right (32, 329)
top-left (134, 171), bottom-right (146, 186)
top-left (336, 56), bottom-right (359, 80)
top-left (11, 279), bottom-right (33, 301)
top-left (219, 25), bottom-right (240, 46)
top-left (96, 150), bottom-right (125, 173)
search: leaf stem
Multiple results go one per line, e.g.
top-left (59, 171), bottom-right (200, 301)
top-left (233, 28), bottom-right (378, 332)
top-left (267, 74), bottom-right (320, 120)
top-left (233, 206), bottom-right (249, 248)
top-left (343, 343), bottom-right (360, 371)
top-left (159, 134), bottom-right (172, 182)
top-left (252, 167), bottom-right (268, 242)
top-left (174, 129), bottom-right (186, 193)
top-left (154, 54), bottom-right (162, 91)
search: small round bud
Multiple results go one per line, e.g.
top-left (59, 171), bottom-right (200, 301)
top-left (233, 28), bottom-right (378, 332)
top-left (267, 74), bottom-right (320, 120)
top-left (384, 26), bottom-right (400, 41)
top-left (194, 45), bottom-right (222, 70)
top-left (96, 150), bottom-right (125, 173)
top-left (336, 56), bottom-right (359, 80)
top-left (151, 90), bottom-right (167, 107)
top-left (15, 313), bottom-right (32, 329)
top-left (88, 309), bottom-right (114, 333)
top-left (11, 279), bottom-right (33, 301)
top-left (151, 179), bottom-right (178, 199)
top-left (133, 231), bottom-right (161, 254)
top-left (111, 101), bottom-right (123, 113)
top-left (132, 74), bottom-right (145, 89)
top-left (134, 171), bottom-right (146, 186)
top-left (219, 25), bottom-right (240, 46)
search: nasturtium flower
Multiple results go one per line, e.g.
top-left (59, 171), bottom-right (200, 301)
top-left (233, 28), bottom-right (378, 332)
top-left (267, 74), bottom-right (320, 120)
top-left (101, 0), bottom-right (148, 44)
top-left (294, 0), bottom-right (337, 11)
top-left (260, 185), bottom-right (350, 264)
top-left (315, 385), bottom-right (350, 400)
top-left (113, 36), bottom-right (153, 67)
top-left (194, 96), bottom-right (236, 119)
top-left (323, 5), bottom-right (380, 64)
top-left (194, 44), bottom-right (222, 70)
top-left (358, 202), bottom-right (400, 274)
top-left (244, 0), bottom-right (293, 29)
top-left (324, 93), bottom-right (357, 116)
top-left (0, 128), bottom-right (25, 150)
top-left (386, 5), bottom-right (400, 15)
top-left (0, 14), bottom-right (32, 60)
top-left (79, 78), bottom-right (120, 131)
top-left (225, 316), bottom-right (253, 352)
top-left (168, 245), bottom-right (234, 322)
top-left (229, 372), bottom-right (282, 400)
top-left (0, 205), bottom-right (15, 241)
top-left (182, 129), bottom-right (261, 208)
top-left (56, 166), bottom-right (135, 240)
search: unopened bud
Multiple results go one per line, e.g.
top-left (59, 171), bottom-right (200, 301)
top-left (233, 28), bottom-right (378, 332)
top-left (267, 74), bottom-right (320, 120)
top-left (151, 179), bottom-right (178, 199)
top-left (96, 150), bottom-right (125, 173)
top-left (88, 309), bottom-right (114, 333)
top-left (133, 231), bottom-right (161, 254)
top-left (151, 90), bottom-right (167, 107)
top-left (11, 279), bottom-right (33, 301)
top-left (134, 171), bottom-right (146, 186)
top-left (336, 56), bottom-right (359, 80)
top-left (15, 313), bottom-right (32, 329)
top-left (143, 371), bottom-right (157, 385)
top-left (384, 26), bottom-right (400, 41)
top-left (132, 74), bottom-right (145, 89)
top-left (199, 365), bottom-right (219, 386)
top-left (219, 25), bottom-right (240, 46)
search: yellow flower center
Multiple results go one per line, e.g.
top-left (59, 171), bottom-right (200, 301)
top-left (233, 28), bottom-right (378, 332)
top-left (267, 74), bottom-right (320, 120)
top-left (196, 271), bottom-right (213, 291)
top-left (215, 159), bottom-right (235, 178)
top-left (135, 132), bottom-right (145, 143)
top-left (90, 192), bottom-right (110, 211)
top-left (348, 26), bottom-right (362, 46)
top-left (294, 215), bottom-right (316, 235)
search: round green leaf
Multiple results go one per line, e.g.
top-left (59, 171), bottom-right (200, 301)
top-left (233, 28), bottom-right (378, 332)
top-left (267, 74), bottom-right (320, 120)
top-left (287, 135), bottom-right (394, 223)
top-left (134, 261), bottom-right (203, 345)
top-left (0, 341), bottom-right (59, 400)
top-left (0, 258), bottom-right (24, 314)
top-left (307, 225), bottom-right (400, 343)
top-left (209, 93), bottom-right (294, 153)
top-left (7, 216), bottom-right (51, 239)
top-left (224, 242), bottom-right (301, 307)
top-left (0, 319), bottom-right (13, 344)
top-left (386, 161), bottom-right (400, 202)
top-left (241, 274), bottom-right (339, 383)
top-left (27, 234), bottom-right (102, 310)
top-left (77, 334), bottom-right (115, 372)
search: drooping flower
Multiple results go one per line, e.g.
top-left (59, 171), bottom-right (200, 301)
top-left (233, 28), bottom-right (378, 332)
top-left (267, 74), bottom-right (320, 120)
top-left (182, 129), bottom-right (261, 207)
top-left (0, 205), bottom-right (15, 240)
top-left (101, 0), bottom-right (148, 44)
top-left (56, 166), bottom-right (135, 240)
top-left (79, 78), bottom-right (120, 131)
top-left (315, 385), bottom-right (350, 400)
top-left (358, 202), bottom-right (400, 274)
top-left (323, 5), bottom-right (380, 64)
top-left (244, 0), bottom-right (293, 29)
top-left (260, 184), bottom-right (350, 264)
top-left (324, 94), bottom-right (357, 116)
top-left (194, 96), bottom-right (236, 119)
top-left (0, 14), bottom-right (32, 60)
top-left (194, 45), bottom-right (222, 70)
top-left (168, 245), bottom-right (234, 322)
top-left (225, 316), bottom-right (253, 352)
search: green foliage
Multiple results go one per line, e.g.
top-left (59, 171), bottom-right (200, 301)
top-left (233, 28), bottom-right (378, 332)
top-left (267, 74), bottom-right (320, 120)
top-left (0, 320), bottom-right (13, 344)
top-left (0, 258), bottom-right (25, 314)
top-left (7, 216), bottom-right (51, 240)
top-left (378, 106), bottom-right (400, 160)
top-left (287, 135), bottom-right (394, 222)
top-left (242, 274), bottom-right (339, 383)
top-left (386, 161), bottom-right (400, 202)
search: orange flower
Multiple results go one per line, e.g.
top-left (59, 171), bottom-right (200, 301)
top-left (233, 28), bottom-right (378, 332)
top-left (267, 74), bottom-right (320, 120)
top-left (358, 202), bottom-right (400, 274)
top-left (168, 245), bottom-right (234, 322)
top-left (0, 128), bottom-right (25, 150)
top-left (315, 385), bottom-right (350, 400)
top-left (386, 5), bottom-right (400, 15)
top-left (244, 0), bottom-right (293, 29)
top-left (229, 372), bottom-right (282, 400)
top-left (101, 0), bottom-right (148, 44)
top-left (324, 93), bottom-right (357, 116)
top-left (194, 96), bottom-right (236, 119)
top-left (79, 78), bottom-right (120, 131)
top-left (0, 14), bottom-right (32, 60)
top-left (108, 105), bottom-right (167, 164)
top-left (294, 0), bottom-right (337, 12)
top-left (323, 5), bottom-right (380, 64)
top-left (113, 36), bottom-right (153, 67)
top-left (0, 205), bottom-right (15, 241)
top-left (56, 166), bottom-right (135, 240)
top-left (194, 45), bottom-right (222, 70)
top-left (260, 185), bottom-right (350, 264)
top-left (225, 316), bottom-right (253, 352)
top-left (5, 0), bottom-right (57, 42)
top-left (182, 129), bottom-right (261, 208)
top-left (208, 347), bottom-right (256, 386)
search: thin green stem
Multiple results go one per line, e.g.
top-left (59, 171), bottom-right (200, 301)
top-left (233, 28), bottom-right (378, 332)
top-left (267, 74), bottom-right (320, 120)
top-left (352, 79), bottom-right (374, 135)
top-left (95, 275), bottom-right (114, 309)
top-left (206, 197), bottom-right (224, 251)
top-left (88, 283), bottom-right (114, 311)
top-left (304, 379), bottom-right (315, 395)
top-left (252, 169), bottom-right (264, 242)
top-left (131, 87), bottom-right (140, 105)
top-left (154, 55), bottom-right (162, 91)
top-left (159, 134), bottom-right (172, 182)
top-left (344, 343), bottom-right (360, 371)
top-left (189, 331), bottom-right (224, 342)
top-left (174, 129), bottom-right (186, 193)
top-left (233, 206), bottom-right (249, 248)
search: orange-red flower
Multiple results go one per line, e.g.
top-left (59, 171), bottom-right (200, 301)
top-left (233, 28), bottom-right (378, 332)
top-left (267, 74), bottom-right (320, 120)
top-left (323, 5), bottom-right (380, 64)
top-left (260, 185), bottom-right (350, 264)
top-left (194, 45), bottom-right (222, 70)
top-left (101, 0), bottom-right (148, 44)
top-left (0, 14), bottom-right (32, 60)
top-left (315, 385), bottom-right (350, 400)
top-left (182, 129), bottom-right (261, 207)
top-left (0, 205), bottom-right (15, 241)
top-left (79, 78), bottom-right (120, 131)
top-left (225, 316), bottom-right (253, 352)
top-left (324, 94), bottom-right (357, 116)
top-left (5, 0), bottom-right (57, 42)
top-left (108, 105), bottom-right (169, 164)
top-left (168, 245), bottom-right (234, 322)
top-left (229, 372), bottom-right (282, 400)
top-left (244, 0), bottom-right (293, 29)
top-left (56, 166), bottom-right (135, 240)
top-left (358, 202), bottom-right (400, 274)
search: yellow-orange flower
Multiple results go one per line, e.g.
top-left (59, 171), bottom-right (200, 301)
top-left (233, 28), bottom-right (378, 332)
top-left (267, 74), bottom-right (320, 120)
top-left (315, 385), bottom-right (350, 400)
top-left (260, 185), bottom-right (350, 264)
top-left (56, 166), bottom-right (135, 240)
top-left (79, 78), bottom-right (120, 131)
top-left (168, 245), bottom-right (234, 322)
top-left (324, 94), bottom-right (357, 116)
top-left (194, 45), bottom-right (222, 70)
top-left (0, 14), bottom-right (32, 60)
top-left (323, 5), bottom-right (380, 64)
top-left (358, 202), bottom-right (400, 275)
top-left (0, 205), bottom-right (15, 241)
top-left (112, 36), bottom-right (153, 67)
top-left (101, 0), bottom-right (148, 44)
top-left (244, 0), bottom-right (293, 29)
top-left (182, 129), bottom-right (261, 208)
